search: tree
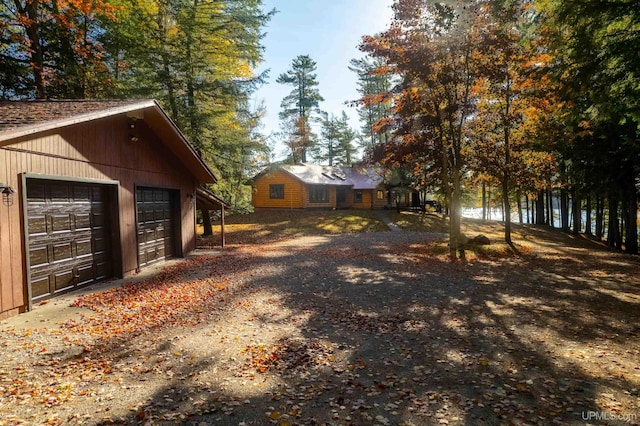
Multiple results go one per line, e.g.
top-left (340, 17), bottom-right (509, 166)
top-left (1, 0), bottom-right (273, 212)
top-left (110, 0), bottom-right (273, 210)
top-left (315, 111), bottom-right (358, 166)
top-left (276, 54), bottom-right (324, 162)
top-left (361, 0), bottom-right (480, 259)
top-left (349, 56), bottom-right (394, 150)
top-left (469, 1), bottom-right (544, 246)
top-left (538, 0), bottom-right (639, 253)
top-left (0, 0), bottom-right (117, 98)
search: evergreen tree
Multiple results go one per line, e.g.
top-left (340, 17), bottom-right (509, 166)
top-left (276, 54), bottom-right (324, 162)
top-left (315, 111), bottom-right (358, 166)
top-left (0, 0), bottom-right (274, 212)
top-left (539, 0), bottom-right (639, 253)
top-left (349, 56), bottom-right (394, 150)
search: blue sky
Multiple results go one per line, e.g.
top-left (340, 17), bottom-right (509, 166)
top-left (251, 0), bottom-right (394, 160)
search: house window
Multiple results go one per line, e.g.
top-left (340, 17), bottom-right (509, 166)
top-left (355, 190), bottom-right (363, 203)
top-left (377, 190), bottom-right (385, 200)
top-left (269, 184), bottom-right (284, 199)
top-left (309, 185), bottom-right (328, 203)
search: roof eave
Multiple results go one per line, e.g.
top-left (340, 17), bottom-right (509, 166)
top-left (0, 100), bottom-right (217, 184)
top-left (0, 100), bottom-right (157, 144)
top-left (196, 187), bottom-right (227, 209)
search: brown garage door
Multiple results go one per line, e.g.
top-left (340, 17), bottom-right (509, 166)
top-left (136, 187), bottom-right (177, 268)
top-left (26, 179), bottom-right (113, 301)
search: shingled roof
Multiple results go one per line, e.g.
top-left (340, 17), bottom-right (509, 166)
top-left (0, 99), bottom-right (151, 132)
top-left (256, 163), bottom-right (384, 190)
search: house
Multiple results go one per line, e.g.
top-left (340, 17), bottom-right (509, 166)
top-left (251, 164), bottom-right (388, 210)
top-left (0, 99), bottom-right (223, 318)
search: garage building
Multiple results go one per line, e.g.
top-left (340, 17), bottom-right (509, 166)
top-left (0, 99), bottom-right (219, 318)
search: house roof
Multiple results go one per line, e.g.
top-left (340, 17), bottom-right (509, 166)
top-left (257, 163), bottom-right (383, 190)
top-left (0, 99), bottom-right (217, 184)
top-left (343, 166), bottom-right (385, 189)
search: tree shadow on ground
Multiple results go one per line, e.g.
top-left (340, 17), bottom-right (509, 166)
top-left (71, 227), bottom-right (640, 425)
top-left (5, 224), bottom-right (636, 424)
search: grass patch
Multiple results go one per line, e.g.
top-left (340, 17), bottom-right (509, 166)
top-left (198, 209), bottom-right (388, 245)
top-left (198, 208), bottom-right (603, 261)
top-left (387, 211), bottom-right (449, 233)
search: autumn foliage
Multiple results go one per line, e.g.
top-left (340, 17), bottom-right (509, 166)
top-left (358, 0), bottom-right (639, 255)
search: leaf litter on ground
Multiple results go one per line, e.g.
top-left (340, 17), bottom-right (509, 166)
top-left (0, 224), bottom-right (639, 425)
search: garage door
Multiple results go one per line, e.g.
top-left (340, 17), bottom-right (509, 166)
top-left (136, 187), bottom-right (176, 268)
top-left (26, 179), bottom-right (113, 301)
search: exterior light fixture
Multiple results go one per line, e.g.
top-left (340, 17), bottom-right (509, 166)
top-left (128, 118), bottom-right (139, 142)
top-left (0, 183), bottom-right (15, 206)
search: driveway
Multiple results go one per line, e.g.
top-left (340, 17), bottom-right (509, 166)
top-left (1, 232), bottom-right (638, 425)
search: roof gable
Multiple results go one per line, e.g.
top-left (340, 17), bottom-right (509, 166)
top-left (0, 99), bottom-right (216, 184)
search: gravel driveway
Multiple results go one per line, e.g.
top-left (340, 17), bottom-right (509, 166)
top-left (1, 231), bottom-right (639, 425)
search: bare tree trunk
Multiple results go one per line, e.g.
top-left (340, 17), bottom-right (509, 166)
top-left (608, 196), bottom-right (620, 250)
top-left (535, 190), bottom-right (545, 225)
top-left (572, 191), bottom-right (581, 235)
top-left (185, 1), bottom-right (201, 152)
top-left (220, 206), bottom-right (225, 248)
top-left (157, 7), bottom-right (180, 124)
top-left (482, 182), bottom-right (486, 221)
top-left (517, 191), bottom-right (523, 224)
top-left (595, 195), bottom-right (604, 241)
top-left (20, 0), bottom-right (47, 98)
top-left (547, 189), bottom-right (553, 227)
top-left (623, 183), bottom-right (638, 254)
top-left (561, 188), bottom-right (570, 231)
top-left (585, 195), bottom-right (592, 236)
top-left (201, 209), bottom-right (213, 236)
top-left (502, 179), bottom-right (512, 245)
top-left (450, 166), bottom-right (463, 259)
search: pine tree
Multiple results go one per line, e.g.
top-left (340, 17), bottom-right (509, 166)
top-left (349, 56), bottom-right (394, 150)
top-left (315, 111), bottom-right (358, 166)
top-left (276, 54), bottom-right (324, 162)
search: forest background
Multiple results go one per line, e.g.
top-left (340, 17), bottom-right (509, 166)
top-left (1, 0), bottom-right (638, 257)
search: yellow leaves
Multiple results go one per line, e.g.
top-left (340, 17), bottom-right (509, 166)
top-left (269, 411), bottom-right (281, 420)
top-left (266, 410), bottom-right (295, 425)
top-left (289, 408), bottom-right (300, 416)
top-left (234, 60), bottom-right (254, 79)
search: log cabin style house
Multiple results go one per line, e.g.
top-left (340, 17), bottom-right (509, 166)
top-left (0, 99), bottom-right (222, 318)
top-left (252, 164), bottom-right (388, 210)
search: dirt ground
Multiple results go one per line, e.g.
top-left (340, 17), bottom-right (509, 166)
top-left (1, 221), bottom-right (639, 425)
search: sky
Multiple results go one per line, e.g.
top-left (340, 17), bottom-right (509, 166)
top-left (251, 0), bottom-right (394, 160)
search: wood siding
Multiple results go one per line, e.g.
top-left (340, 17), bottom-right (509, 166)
top-left (252, 170), bottom-right (305, 209)
top-left (372, 188), bottom-right (388, 209)
top-left (252, 170), bottom-right (390, 212)
top-left (353, 190), bottom-right (372, 209)
top-left (0, 115), bottom-right (198, 318)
